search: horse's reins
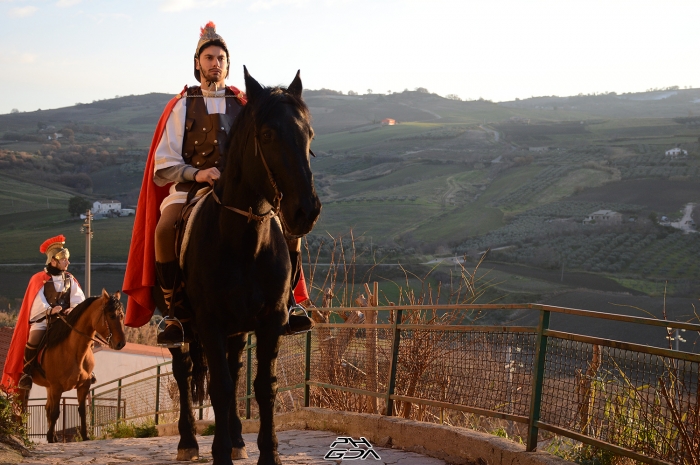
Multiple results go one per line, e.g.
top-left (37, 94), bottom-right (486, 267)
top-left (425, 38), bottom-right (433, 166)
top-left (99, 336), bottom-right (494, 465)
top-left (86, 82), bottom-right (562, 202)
top-left (56, 301), bottom-right (119, 347)
top-left (211, 135), bottom-right (283, 223)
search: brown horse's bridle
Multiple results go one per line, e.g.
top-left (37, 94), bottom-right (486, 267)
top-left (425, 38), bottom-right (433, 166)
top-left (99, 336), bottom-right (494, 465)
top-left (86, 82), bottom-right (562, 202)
top-left (56, 299), bottom-right (122, 347)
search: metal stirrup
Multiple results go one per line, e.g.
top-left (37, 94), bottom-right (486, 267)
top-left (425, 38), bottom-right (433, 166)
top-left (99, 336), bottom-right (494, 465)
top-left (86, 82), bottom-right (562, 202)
top-left (156, 316), bottom-right (184, 348)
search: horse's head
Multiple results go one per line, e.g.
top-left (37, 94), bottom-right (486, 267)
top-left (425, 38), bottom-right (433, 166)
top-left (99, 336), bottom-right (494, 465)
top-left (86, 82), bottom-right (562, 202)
top-left (98, 289), bottom-right (126, 350)
top-left (239, 67), bottom-right (322, 237)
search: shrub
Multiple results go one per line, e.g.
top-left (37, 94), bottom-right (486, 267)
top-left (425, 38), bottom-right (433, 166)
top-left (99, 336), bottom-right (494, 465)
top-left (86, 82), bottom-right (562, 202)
top-left (0, 387), bottom-right (29, 446)
top-left (202, 423), bottom-right (215, 436)
top-left (134, 421), bottom-right (158, 438)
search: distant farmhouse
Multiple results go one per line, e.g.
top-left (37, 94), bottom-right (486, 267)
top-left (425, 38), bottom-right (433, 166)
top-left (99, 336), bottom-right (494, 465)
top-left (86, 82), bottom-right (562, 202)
top-left (381, 118), bottom-right (396, 126)
top-left (665, 147), bottom-right (688, 158)
top-left (584, 210), bottom-right (623, 224)
top-left (92, 200), bottom-right (121, 215)
top-left (91, 200), bottom-right (135, 218)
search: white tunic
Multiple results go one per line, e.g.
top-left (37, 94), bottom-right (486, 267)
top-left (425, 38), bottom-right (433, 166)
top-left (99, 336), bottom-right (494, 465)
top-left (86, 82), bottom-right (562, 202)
top-left (153, 88), bottom-right (229, 211)
top-left (29, 273), bottom-right (86, 331)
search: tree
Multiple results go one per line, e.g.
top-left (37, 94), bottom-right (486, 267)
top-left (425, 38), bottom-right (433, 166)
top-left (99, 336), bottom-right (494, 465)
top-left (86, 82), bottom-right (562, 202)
top-left (10, 109), bottom-right (18, 114)
top-left (347, 90), bottom-right (358, 96)
top-left (68, 196), bottom-right (91, 217)
top-left (367, 88), bottom-right (373, 94)
top-left (446, 94), bottom-right (462, 101)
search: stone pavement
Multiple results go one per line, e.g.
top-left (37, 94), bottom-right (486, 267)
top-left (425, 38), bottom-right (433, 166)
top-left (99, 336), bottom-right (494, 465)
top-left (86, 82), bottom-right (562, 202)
top-left (18, 430), bottom-right (448, 464)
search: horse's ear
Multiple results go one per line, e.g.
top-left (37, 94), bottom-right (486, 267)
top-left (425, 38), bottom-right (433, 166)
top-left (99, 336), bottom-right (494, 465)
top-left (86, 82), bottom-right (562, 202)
top-left (243, 65), bottom-right (263, 102)
top-left (101, 289), bottom-right (109, 299)
top-left (288, 70), bottom-right (302, 98)
top-left (115, 290), bottom-right (121, 300)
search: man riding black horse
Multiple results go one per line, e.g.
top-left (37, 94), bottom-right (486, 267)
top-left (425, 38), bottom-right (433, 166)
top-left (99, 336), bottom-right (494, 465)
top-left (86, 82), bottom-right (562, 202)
top-left (122, 22), bottom-right (314, 345)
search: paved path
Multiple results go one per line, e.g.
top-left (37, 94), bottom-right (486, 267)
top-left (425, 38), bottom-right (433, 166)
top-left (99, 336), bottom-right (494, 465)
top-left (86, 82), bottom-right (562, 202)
top-left (19, 430), bottom-right (448, 464)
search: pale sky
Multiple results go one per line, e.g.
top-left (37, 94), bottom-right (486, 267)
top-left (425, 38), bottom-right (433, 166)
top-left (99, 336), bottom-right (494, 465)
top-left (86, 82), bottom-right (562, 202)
top-left (0, 0), bottom-right (698, 115)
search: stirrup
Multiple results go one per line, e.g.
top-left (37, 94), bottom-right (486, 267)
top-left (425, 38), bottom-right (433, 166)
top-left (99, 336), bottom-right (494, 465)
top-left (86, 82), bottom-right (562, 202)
top-left (284, 303), bottom-right (314, 335)
top-left (156, 316), bottom-right (185, 348)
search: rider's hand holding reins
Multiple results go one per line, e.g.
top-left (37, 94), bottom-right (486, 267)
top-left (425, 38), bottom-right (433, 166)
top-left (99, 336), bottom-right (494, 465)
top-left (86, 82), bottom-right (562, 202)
top-left (195, 167), bottom-right (220, 186)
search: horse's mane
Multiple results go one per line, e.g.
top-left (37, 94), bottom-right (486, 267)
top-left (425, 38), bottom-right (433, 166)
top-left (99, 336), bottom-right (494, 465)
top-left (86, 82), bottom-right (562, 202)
top-left (221, 85), bottom-right (310, 180)
top-left (45, 296), bottom-right (99, 348)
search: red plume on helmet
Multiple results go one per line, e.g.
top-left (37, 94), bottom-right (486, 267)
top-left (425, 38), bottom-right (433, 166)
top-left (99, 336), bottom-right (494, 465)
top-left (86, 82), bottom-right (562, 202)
top-left (200, 21), bottom-right (216, 37)
top-left (40, 235), bottom-right (66, 254)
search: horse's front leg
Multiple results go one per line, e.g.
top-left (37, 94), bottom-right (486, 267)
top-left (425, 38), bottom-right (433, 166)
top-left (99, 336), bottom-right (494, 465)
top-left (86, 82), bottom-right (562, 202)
top-left (169, 346), bottom-right (199, 461)
top-left (228, 334), bottom-right (248, 460)
top-left (202, 333), bottom-right (235, 465)
top-left (76, 382), bottom-right (91, 441)
top-left (45, 388), bottom-right (62, 443)
top-left (254, 327), bottom-right (282, 465)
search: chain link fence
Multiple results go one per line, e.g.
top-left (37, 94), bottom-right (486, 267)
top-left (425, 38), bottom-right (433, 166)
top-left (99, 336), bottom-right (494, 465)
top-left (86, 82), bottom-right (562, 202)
top-left (27, 303), bottom-right (699, 464)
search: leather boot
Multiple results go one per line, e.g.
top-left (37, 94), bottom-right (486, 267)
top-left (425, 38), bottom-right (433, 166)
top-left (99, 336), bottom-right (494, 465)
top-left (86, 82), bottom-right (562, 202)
top-left (284, 296), bottom-right (314, 335)
top-left (284, 240), bottom-right (314, 335)
top-left (156, 261), bottom-right (187, 347)
top-left (18, 343), bottom-right (38, 390)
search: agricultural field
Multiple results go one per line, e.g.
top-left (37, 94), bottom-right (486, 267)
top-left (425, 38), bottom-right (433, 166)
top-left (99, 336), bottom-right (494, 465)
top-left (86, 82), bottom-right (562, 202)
top-left (0, 86), bottom-right (699, 314)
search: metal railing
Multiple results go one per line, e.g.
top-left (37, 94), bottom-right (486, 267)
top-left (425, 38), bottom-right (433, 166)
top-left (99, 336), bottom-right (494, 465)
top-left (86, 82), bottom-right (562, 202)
top-left (30, 303), bottom-right (699, 464)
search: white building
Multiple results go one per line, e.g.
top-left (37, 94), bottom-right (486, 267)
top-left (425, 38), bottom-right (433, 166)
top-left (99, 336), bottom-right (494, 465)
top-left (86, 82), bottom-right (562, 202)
top-left (584, 210), bottom-right (623, 224)
top-left (665, 147), bottom-right (688, 158)
top-left (92, 200), bottom-right (121, 215)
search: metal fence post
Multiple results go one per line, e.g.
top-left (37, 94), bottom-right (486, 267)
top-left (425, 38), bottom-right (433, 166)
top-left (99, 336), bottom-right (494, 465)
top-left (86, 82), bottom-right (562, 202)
top-left (90, 387), bottom-right (95, 436)
top-left (245, 333), bottom-right (252, 419)
top-left (526, 308), bottom-right (550, 451)
top-left (155, 365), bottom-right (161, 425)
top-left (116, 379), bottom-right (122, 422)
top-left (304, 330), bottom-right (312, 407)
top-left (62, 397), bottom-right (66, 443)
top-left (385, 308), bottom-right (403, 416)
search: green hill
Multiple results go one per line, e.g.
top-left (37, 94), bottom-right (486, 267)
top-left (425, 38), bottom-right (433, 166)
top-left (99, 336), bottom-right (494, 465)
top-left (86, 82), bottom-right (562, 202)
top-left (0, 87), bottom-right (699, 304)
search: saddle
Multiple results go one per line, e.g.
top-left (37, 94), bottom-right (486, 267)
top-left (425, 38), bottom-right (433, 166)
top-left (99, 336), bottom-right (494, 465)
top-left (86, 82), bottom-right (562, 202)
top-left (174, 182), bottom-right (213, 269)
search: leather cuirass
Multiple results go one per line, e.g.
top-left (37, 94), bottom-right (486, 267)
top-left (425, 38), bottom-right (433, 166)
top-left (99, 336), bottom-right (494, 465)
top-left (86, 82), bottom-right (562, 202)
top-left (43, 273), bottom-right (71, 311)
top-left (182, 86), bottom-right (243, 170)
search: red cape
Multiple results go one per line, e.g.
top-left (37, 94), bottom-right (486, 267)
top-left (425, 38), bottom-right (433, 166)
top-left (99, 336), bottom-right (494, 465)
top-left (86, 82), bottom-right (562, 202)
top-left (123, 85), bottom-right (309, 327)
top-left (2, 271), bottom-right (50, 391)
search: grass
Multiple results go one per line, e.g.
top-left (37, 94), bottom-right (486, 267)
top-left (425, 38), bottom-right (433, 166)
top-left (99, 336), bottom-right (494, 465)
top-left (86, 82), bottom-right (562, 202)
top-left (0, 174), bottom-right (72, 216)
top-left (611, 277), bottom-right (673, 297)
top-left (312, 122), bottom-right (440, 152)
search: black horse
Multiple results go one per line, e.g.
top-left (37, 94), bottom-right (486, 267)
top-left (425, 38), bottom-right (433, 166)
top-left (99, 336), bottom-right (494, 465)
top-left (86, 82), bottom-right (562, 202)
top-left (167, 68), bottom-right (321, 465)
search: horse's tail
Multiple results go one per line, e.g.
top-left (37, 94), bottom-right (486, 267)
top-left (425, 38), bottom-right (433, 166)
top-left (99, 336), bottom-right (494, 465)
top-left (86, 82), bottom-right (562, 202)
top-left (189, 339), bottom-right (208, 404)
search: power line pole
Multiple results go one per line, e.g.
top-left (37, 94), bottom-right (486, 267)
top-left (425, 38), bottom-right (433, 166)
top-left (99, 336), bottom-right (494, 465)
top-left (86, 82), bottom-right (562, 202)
top-left (81, 210), bottom-right (93, 296)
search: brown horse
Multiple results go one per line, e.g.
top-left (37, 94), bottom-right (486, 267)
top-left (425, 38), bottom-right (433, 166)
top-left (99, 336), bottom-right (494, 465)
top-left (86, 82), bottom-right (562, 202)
top-left (29, 290), bottom-right (126, 442)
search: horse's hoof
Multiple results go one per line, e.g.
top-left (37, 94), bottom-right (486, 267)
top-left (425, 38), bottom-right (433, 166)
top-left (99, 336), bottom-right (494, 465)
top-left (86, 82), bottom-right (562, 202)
top-left (232, 446), bottom-right (248, 460)
top-left (176, 448), bottom-right (199, 461)
top-left (258, 451), bottom-right (281, 465)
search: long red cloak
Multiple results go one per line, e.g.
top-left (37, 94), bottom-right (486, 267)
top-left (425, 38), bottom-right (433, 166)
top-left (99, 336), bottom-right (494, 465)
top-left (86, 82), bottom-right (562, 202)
top-left (122, 85), bottom-right (309, 328)
top-left (2, 271), bottom-right (50, 391)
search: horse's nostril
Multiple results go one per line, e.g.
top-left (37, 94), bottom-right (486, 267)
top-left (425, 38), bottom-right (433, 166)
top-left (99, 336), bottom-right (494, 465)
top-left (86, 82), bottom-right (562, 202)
top-left (116, 340), bottom-right (126, 350)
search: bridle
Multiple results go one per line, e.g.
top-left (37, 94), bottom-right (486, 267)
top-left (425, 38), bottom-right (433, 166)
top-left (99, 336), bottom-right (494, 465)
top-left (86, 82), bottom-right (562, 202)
top-left (57, 297), bottom-right (123, 347)
top-left (212, 135), bottom-right (283, 223)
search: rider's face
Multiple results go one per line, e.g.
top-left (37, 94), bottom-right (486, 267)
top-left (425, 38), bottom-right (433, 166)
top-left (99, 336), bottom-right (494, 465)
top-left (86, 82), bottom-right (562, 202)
top-left (52, 257), bottom-right (70, 271)
top-left (196, 45), bottom-right (227, 88)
